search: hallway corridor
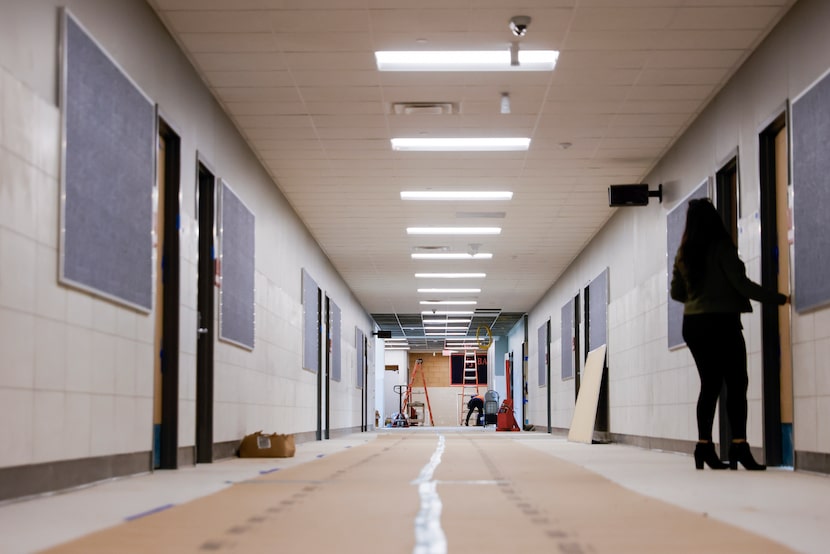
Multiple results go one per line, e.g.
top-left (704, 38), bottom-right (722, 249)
top-left (1, 430), bottom-right (828, 553)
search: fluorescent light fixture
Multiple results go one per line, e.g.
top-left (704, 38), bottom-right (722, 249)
top-left (416, 273), bottom-right (486, 279)
top-left (384, 338), bottom-right (408, 342)
top-left (392, 137), bottom-right (530, 152)
top-left (401, 191), bottom-right (513, 201)
top-left (411, 253), bottom-right (492, 260)
top-left (418, 288), bottom-right (480, 294)
top-left (422, 319), bottom-right (471, 324)
top-left (426, 332), bottom-right (467, 337)
top-left (420, 300), bottom-right (477, 305)
top-left (407, 227), bottom-right (501, 235)
top-left (375, 50), bottom-right (558, 71)
top-left (424, 326), bottom-right (469, 331)
top-left (421, 310), bottom-right (474, 315)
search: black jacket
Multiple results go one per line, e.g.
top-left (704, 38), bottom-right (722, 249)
top-left (671, 238), bottom-right (786, 314)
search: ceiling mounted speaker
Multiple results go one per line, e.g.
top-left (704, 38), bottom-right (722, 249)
top-left (608, 184), bottom-right (663, 207)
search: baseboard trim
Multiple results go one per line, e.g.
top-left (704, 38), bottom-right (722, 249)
top-left (795, 449), bottom-right (830, 474)
top-left (545, 428), bottom-right (830, 475)
top-left (0, 451), bottom-right (151, 503)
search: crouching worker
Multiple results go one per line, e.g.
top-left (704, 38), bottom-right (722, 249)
top-left (465, 394), bottom-right (484, 426)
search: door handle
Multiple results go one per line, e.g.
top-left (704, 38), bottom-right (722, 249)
top-left (198, 327), bottom-right (208, 335)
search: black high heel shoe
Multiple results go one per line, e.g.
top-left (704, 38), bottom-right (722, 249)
top-left (729, 441), bottom-right (766, 471)
top-left (694, 442), bottom-right (728, 470)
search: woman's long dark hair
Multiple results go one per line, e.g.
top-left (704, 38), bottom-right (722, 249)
top-left (677, 198), bottom-right (732, 292)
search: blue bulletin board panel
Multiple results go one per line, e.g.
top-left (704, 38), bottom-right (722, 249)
top-left (219, 181), bottom-right (255, 350)
top-left (302, 269), bottom-right (320, 373)
top-left (587, 268), bottom-right (608, 352)
top-left (330, 300), bottom-right (341, 382)
top-left (538, 322), bottom-right (548, 387)
top-left (60, 11), bottom-right (155, 312)
top-left (666, 181), bottom-right (710, 349)
top-left (355, 327), bottom-right (365, 389)
top-left (792, 67), bottom-right (830, 313)
top-left (561, 298), bottom-right (574, 381)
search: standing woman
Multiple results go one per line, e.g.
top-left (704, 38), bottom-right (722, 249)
top-left (671, 199), bottom-right (788, 470)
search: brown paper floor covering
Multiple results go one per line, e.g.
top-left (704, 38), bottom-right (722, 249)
top-left (43, 432), bottom-right (793, 553)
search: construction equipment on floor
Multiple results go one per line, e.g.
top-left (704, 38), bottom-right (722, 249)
top-left (497, 356), bottom-right (521, 432)
top-left (391, 384), bottom-right (410, 427)
top-left (401, 358), bottom-right (434, 426)
top-left (484, 390), bottom-right (499, 426)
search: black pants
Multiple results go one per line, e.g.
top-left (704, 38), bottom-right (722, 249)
top-left (682, 313), bottom-right (748, 442)
top-left (465, 399), bottom-right (483, 425)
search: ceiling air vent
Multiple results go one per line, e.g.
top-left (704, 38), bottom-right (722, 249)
top-left (456, 211), bottom-right (506, 219)
top-left (411, 245), bottom-right (450, 253)
top-left (392, 102), bottom-right (456, 115)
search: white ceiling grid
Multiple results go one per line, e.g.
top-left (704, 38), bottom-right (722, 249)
top-left (149, 0), bottom-right (795, 347)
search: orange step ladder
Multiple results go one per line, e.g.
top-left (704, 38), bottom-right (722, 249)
top-left (402, 358), bottom-right (434, 426)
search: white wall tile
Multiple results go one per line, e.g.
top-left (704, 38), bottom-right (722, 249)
top-left (134, 397), bottom-right (153, 451)
top-left (178, 399), bottom-right (196, 446)
top-left (791, 311), bottom-right (815, 344)
top-left (63, 392), bottom-right (92, 460)
top-left (114, 396), bottom-right (137, 452)
top-left (0, 149), bottom-right (37, 241)
top-left (65, 288), bottom-right (94, 329)
top-left (115, 307), bottom-right (137, 339)
top-left (1, 71), bottom-right (35, 166)
top-left (0, 309), bottom-right (35, 388)
top-left (817, 396), bottom-right (830, 452)
top-left (792, 341), bottom-right (816, 398)
top-left (89, 395), bottom-right (117, 457)
top-left (89, 332), bottom-right (116, 395)
top-left (0, 228), bottom-right (37, 313)
top-left (91, 299), bottom-right (118, 336)
top-left (0, 388), bottom-right (34, 467)
top-left (32, 99), bottom-right (59, 179)
top-left (34, 170), bottom-right (59, 248)
top-left (815, 338), bottom-right (830, 396)
top-left (34, 316), bottom-right (66, 391)
top-left (135, 310), bottom-right (154, 345)
top-left (814, 307), bottom-right (830, 340)
top-left (747, 398), bottom-right (763, 445)
top-left (114, 337), bottom-right (137, 395)
top-left (134, 342), bottom-right (155, 398)
top-left (34, 243), bottom-right (66, 321)
top-left (794, 396), bottom-right (818, 452)
top-left (65, 326), bottom-right (93, 392)
top-left (32, 390), bottom-right (65, 463)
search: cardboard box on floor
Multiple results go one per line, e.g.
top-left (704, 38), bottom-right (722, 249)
top-left (239, 431), bottom-right (296, 458)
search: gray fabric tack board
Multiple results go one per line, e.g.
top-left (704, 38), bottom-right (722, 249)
top-left (61, 12), bottom-right (154, 311)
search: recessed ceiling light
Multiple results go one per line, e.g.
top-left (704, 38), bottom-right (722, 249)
top-left (415, 273), bottom-right (486, 279)
top-left (421, 310), bottom-right (474, 315)
top-left (375, 50), bottom-right (558, 71)
top-left (425, 332), bottom-right (467, 337)
top-left (392, 137), bottom-right (530, 151)
top-left (407, 227), bottom-right (501, 235)
top-left (401, 191), bottom-right (513, 201)
top-left (418, 288), bottom-right (481, 294)
top-left (411, 253), bottom-right (492, 260)
top-left (420, 300), bottom-right (477, 305)
top-left (422, 319), bottom-right (471, 324)
top-left (423, 326), bottom-right (469, 331)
